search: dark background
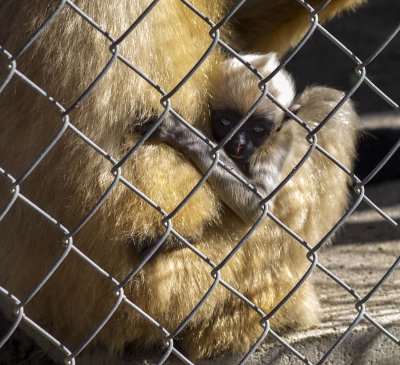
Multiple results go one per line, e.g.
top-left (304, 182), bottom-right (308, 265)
top-left (287, 0), bottom-right (400, 115)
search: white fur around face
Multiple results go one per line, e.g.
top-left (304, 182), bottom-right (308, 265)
top-left (213, 53), bottom-right (295, 117)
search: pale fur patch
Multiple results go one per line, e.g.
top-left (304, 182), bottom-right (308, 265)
top-left (212, 53), bottom-right (295, 117)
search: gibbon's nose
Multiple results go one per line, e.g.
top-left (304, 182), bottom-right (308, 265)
top-left (235, 141), bottom-right (246, 155)
top-left (234, 133), bottom-right (247, 155)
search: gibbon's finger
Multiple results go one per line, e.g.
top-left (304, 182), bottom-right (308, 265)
top-left (132, 116), bottom-right (165, 139)
top-left (132, 116), bottom-right (181, 143)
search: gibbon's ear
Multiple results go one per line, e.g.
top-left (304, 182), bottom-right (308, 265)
top-left (278, 104), bottom-right (302, 132)
top-left (290, 103), bottom-right (302, 115)
top-left (230, 0), bottom-right (366, 55)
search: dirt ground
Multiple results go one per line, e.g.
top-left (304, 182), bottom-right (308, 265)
top-left (1, 1), bottom-right (399, 364)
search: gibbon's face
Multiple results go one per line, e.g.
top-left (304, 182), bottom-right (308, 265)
top-left (211, 109), bottom-right (277, 164)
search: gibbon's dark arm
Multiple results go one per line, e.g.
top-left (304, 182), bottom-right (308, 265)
top-left (136, 117), bottom-right (287, 224)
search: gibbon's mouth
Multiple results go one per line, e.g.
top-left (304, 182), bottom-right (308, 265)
top-left (229, 151), bottom-right (251, 161)
top-left (230, 154), bottom-right (246, 160)
top-left (225, 147), bottom-right (253, 162)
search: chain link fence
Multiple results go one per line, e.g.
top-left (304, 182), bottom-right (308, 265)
top-left (0, 0), bottom-right (399, 364)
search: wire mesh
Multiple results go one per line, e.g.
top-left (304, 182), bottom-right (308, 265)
top-left (0, 0), bottom-right (399, 364)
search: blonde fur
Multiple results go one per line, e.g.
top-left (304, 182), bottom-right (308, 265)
top-left (0, 0), bottom-right (361, 360)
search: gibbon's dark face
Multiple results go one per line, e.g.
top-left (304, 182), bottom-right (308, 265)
top-left (211, 109), bottom-right (276, 164)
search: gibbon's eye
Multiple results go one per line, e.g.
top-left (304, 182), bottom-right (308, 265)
top-left (220, 118), bottom-right (231, 127)
top-left (252, 124), bottom-right (266, 133)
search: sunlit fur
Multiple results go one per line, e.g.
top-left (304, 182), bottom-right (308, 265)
top-left (0, 0), bottom-right (362, 361)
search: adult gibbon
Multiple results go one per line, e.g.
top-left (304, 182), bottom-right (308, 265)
top-left (0, 0), bottom-right (364, 361)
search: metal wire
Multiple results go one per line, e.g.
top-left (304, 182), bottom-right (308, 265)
top-left (0, 0), bottom-right (399, 364)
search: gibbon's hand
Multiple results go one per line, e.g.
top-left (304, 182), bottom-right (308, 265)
top-left (133, 116), bottom-right (196, 150)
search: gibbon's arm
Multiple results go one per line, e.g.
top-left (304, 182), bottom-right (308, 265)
top-left (231, 0), bottom-right (366, 55)
top-left (138, 118), bottom-right (287, 224)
